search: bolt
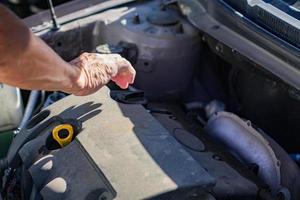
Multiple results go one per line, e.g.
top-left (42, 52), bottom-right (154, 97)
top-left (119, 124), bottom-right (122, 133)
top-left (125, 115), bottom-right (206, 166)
top-left (212, 154), bottom-right (222, 161)
top-left (211, 25), bottom-right (220, 30)
top-left (215, 43), bottom-right (223, 53)
top-left (276, 188), bottom-right (291, 200)
top-left (98, 190), bottom-right (109, 200)
top-left (133, 13), bottom-right (141, 24)
top-left (176, 24), bottom-right (184, 34)
top-left (99, 194), bottom-right (107, 200)
top-left (169, 115), bottom-right (177, 120)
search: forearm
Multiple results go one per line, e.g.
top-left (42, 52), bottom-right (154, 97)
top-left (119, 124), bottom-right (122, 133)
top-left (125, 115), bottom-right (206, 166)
top-left (0, 5), bottom-right (135, 96)
top-left (0, 5), bottom-right (79, 92)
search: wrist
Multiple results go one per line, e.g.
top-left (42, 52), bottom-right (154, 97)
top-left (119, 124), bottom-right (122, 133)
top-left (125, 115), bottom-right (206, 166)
top-left (61, 63), bottom-right (83, 94)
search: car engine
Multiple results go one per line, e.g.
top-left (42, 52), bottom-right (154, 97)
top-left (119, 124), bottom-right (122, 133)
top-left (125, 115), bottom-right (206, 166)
top-left (0, 0), bottom-right (300, 200)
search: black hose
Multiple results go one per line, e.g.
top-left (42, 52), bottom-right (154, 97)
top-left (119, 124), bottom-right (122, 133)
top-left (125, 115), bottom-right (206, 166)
top-left (205, 112), bottom-right (281, 194)
top-left (32, 90), bottom-right (46, 116)
top-left (0, 158), bottom-right (8, 174)
top-left (19, 90), bottom-right (40, 130)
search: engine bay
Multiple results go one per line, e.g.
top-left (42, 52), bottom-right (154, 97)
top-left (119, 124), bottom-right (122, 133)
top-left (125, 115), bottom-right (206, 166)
top-left (0, 0), bottom-right (300, 199)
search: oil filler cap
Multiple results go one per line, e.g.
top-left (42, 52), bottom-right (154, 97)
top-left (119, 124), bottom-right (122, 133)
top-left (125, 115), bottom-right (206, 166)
top-left (52, 124), bottom-right (74, 148)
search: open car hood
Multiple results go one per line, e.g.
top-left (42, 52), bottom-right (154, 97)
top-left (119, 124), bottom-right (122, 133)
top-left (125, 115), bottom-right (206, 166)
top-left (178, 0), bottom-right (300, 90)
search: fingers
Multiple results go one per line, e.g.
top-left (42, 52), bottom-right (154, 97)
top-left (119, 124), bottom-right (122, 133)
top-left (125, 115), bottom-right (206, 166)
top-left (111, 64), bottom-right (136, 89)
top-left (122, 59), bottom-right (136, 84)
top-left (108, 54), bottom-right (136, 89)
top-left (128, 70), bottom-right (135, 84)
top-left (117, 81), bottom-right (129, 89)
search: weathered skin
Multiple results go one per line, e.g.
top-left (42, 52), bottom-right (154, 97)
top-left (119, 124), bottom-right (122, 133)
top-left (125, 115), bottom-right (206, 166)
top-left (0, 5), bottom-right (135, 96)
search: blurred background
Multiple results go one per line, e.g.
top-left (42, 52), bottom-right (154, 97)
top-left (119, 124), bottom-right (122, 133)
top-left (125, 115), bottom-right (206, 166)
top-left (1, 0), bottom-right (71, 18)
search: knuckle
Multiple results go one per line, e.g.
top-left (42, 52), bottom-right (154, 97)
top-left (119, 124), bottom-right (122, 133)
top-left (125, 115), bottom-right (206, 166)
top-left (112, 53), bottom-right (121, 57)
top-left (95, 53), bottom-right (103, 58)
top-left (81, 52), bottom-right (89, 57)
top-left (79, 53), bottom-right (88, 61)
top-left (112, 54), bottom-right (122, 59)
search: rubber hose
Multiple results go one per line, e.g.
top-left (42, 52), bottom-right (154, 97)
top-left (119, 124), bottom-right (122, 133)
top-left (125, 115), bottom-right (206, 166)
top-left (19, 90), bottom-right (40, 130)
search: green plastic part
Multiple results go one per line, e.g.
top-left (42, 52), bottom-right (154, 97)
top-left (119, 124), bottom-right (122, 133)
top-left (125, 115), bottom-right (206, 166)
top-left (0, 131), bottom-right (13, 158)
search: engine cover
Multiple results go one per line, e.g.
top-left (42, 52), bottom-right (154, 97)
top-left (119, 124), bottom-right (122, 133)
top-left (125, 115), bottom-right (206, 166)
top-left (16, 87), bottom-right (216, 200)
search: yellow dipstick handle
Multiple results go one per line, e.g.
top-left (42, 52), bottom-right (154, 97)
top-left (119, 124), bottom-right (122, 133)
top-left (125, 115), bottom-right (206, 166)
top-left (52, 124), bottom-right (74, 147)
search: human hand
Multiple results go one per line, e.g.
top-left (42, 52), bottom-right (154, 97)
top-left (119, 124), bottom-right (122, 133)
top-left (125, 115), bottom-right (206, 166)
top-left (69, 53), bottom-right (136, 96)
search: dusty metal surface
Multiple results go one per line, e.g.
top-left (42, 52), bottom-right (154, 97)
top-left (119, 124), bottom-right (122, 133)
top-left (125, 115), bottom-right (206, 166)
top-left (151, 110), bottom-right (259, 199)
